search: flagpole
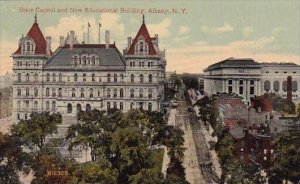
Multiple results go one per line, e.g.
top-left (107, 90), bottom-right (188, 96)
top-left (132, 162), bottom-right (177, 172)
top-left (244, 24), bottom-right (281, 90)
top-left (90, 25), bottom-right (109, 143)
top-left (87, 22), bottom-right (90, 44)
top-left (98, 22), bottom-right (101, 44)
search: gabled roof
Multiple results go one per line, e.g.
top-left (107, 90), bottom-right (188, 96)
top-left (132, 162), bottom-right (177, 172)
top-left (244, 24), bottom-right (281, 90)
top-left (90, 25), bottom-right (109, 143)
top-left (127, 22), bottom-right (157, 55)
top-left (14, 22), bottom-right (47, 55)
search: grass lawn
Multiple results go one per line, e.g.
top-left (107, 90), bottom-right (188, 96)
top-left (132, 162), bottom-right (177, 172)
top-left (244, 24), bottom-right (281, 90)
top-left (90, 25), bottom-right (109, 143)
top-left (150, 148), bottom-right (164, 172)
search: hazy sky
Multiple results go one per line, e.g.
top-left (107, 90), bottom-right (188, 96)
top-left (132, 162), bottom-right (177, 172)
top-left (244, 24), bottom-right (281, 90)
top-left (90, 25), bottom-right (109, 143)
top-left (0, 0), bottom-right (300, 75)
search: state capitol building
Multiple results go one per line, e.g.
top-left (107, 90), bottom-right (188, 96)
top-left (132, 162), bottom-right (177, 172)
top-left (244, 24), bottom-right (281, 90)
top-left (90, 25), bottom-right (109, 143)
top-left (12, 15), bottom-right (166, 122)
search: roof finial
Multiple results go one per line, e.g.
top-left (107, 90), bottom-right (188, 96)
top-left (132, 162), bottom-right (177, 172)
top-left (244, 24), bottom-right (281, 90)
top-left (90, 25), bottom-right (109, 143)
top-left (142, 14), bottom-right (145, 24)
top-left (34, 13), bottom-right (37, 23)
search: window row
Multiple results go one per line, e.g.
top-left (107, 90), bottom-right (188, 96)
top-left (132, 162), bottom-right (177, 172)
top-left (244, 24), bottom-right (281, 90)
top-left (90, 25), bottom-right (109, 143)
top-left (228, 79), bottom-right (255, 85)
top-left (16, 60), bottom-right (40, 67)
top-left (129, 61), bottom-right (154, 68)
top-left (17, 73), bottom-right (40, 82)
top-left (16, 100), bottom-right (56, 111)
top-left (264, 80), bottom-right (298, 92)
top-left (73, 55), bottom-right (98, 66)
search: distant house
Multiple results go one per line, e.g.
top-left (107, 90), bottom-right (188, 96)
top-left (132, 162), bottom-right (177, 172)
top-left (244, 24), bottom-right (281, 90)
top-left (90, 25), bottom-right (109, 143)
top-left (230, 125), bottom-right (274, 169)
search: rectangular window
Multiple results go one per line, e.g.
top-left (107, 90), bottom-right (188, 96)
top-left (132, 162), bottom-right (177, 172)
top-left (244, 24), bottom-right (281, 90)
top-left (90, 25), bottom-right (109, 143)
top-left (250, 86), bottom-right (254, 95)
top-left (239, 80), bottom-right (244, 85)
top-left (239, 86), bottom-right (243, 94)
top-left (228, 86), bottom-right (233, 93)
top-left (228, 80), bottom-right (232, 85)
top-left (250, 80), bottom-right (254, 85)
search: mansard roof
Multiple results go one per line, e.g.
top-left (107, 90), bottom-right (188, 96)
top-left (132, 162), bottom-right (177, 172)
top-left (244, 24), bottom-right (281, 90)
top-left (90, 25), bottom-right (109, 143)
top-left (127, 21), bottom-right (157, 55)
top-left (14, 22), bottom-right (47, 55)
top-left (44, 44), bottom-right (125, 70)
top-left (204, 57), bottom-right (261, 71)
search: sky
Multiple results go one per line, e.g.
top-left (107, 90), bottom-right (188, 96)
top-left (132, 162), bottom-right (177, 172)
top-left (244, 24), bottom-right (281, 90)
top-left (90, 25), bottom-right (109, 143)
top-left (0, 0), bottom-right (300, 75)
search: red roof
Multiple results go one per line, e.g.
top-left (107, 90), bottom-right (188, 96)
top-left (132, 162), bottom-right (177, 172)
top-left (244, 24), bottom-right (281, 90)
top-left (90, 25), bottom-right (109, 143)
top-left (14, 22), bottom-right (47, 55)
top-left (127, 23), bottom-right (157, 55)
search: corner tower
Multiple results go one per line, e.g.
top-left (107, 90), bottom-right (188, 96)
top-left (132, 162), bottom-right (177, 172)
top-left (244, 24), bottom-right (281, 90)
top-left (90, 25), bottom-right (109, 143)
top-left (124, 16), bottom-right (166, 111)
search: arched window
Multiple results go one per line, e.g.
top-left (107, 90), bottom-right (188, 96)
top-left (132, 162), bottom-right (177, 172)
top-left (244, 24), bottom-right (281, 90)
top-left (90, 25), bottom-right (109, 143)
top-left (52, 101), bottom-right (56, 111)
top-left (34, 73), bottom-right (38, 82)
top-left (107, 88), bottom-right (111, 98)
top-left (113, 88), bottom-right (117, 98)
top-left (80, 88), bottom-right (85, 98)
top-left (273, 81), bottom-right (280, 92)
top-left (130, 89), bottom-right (135, 98)
top-left (92, 56), bottom-right (95, 65)
top-left (26, 87), bottom-right (30, 96)
top-left (131, 74), bottom-right (134, 83)
top-left (83, 56), bottom-right (87, 65)
top-left (34, 101), bottom-right (38, 110)
top-left (92, 74), bottom-right (95, 82)
top-left (120, 74), bottom-right (124, 81)
top-left (292, 81), bottom-right (298, 92)
top-left (53, 73), bottom-right (56, 81)
top-left (34, 88), bottom-right (38, 96)
top-left (148, 103), bottom-right (152, 111)
top-left (113, 102), bottom-right (117, 109)
top-left (114, 74), bottom-right (118, 82)
top-left (90, 88), bottom-right (93, 98)
top-left (17, 73), bottom-right (21, 82)
top-left (83, 74), bottom-right (86, 82)
top-left (58, 88), bottom-right (62, 97)
top-left (17, 88), bottom-right (21, 96)
top-left (74, 74), bottom-right (78, 81)
top-left (264, 80), bottom-right (270, 92)
top-left (148, 89), bottom-right (153, 99)
top-left (67, 104), bottom-right (72, 113)
top-left (282, 81), bottom-right (287, 92)
top-left (107, 74), bottom-right (111, 82)
top-left (26, 42), bottom-right (30, 52)
top-left (120, 102), bottom-right (123, 110)
top-left (139, 89), bottom-right (143, 98)
top-left (120, 88), bottom-right (124, 98)
top-left (77, 104), bottom-right (82, 113)
top-left (86, 104), bottom-right (91, 111)
top-left (72, 88), bottom-right (76, 97)
top-left (107, 102), bottom-right (111, 110)
top-left (46, 101), bottom-right (49, 110)
top-left (26, 73), bottom-right (30, 81)
top-left (140, 74), bottom-right (144, 83)
top-left (148, 74), bottom-right (152, 83)
top-left (140, 41), bottom-right (143, 52)
top-left (59, 73), bottom-right (62, 82)
top-left (52, 88), bottom-right (56, 97)
top-left (46, 73), bottom-right (50, 81)
top-left (130, 102), bottom-right (134, 110)
top-left (46, 88), bottom-right (49, 97)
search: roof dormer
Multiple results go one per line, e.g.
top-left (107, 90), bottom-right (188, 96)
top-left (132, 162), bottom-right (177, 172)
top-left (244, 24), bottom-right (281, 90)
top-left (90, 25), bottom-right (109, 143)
top-left (19, 36), bottom-right (36, 55)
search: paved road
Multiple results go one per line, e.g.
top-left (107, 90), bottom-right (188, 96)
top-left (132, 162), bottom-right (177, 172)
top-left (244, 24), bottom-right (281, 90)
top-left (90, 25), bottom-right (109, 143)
top-left (174, 88), bottom-right (219, 184)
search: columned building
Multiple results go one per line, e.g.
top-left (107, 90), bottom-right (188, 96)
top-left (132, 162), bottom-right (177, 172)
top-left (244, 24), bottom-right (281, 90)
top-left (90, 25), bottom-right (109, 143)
top-left (204, 58), bottom-right (300, 104)
top-left (11, 15), bottom-right (166, 122)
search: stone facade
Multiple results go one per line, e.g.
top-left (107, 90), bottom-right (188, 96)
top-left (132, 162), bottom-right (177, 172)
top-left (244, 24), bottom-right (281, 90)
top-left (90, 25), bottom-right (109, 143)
top-left (12, 16), bottom-right (166, 122)
top-left (204, 58), bottom-right (300, 104)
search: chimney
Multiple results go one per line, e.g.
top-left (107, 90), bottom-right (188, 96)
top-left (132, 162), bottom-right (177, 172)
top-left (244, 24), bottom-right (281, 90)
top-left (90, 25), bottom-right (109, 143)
top-left (60, 36), bottom-right (65, 47)
top-left (46, 36), bottom-right (51, 56)
top-left (287, 76), bottom-right (292, 102)
top-left (105, 30), bottom-right (110, 49)
top-left (155, 34), bottom-right (158, 45)
top-left (82, 33), bottom-right (85, 44)
top-left (127, 37), bottom-right (132, 50)
top-left (69, 31), bottom-right (75, 50)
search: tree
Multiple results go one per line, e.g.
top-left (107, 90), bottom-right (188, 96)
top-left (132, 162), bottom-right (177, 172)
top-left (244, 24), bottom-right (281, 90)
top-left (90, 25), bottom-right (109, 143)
top-left (110, 127), bottom-right (151, 183)
top-left (11, 112), bottom-right (62, 150)
top-left (129, 169), bottom-right (164, 184)
top-left (161, 126), bottom-right (185, 160)
top-left (0, 132), bottom-right (31, 184)
top-left (165, 156), bottom-right (189, 184)
top-left (268, 131), bottom-right (300, 184)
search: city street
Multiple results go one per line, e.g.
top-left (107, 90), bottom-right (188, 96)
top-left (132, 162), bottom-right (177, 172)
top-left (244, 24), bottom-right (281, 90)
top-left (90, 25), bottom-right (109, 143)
top-left (171, 87), bottom-right (220, 184)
